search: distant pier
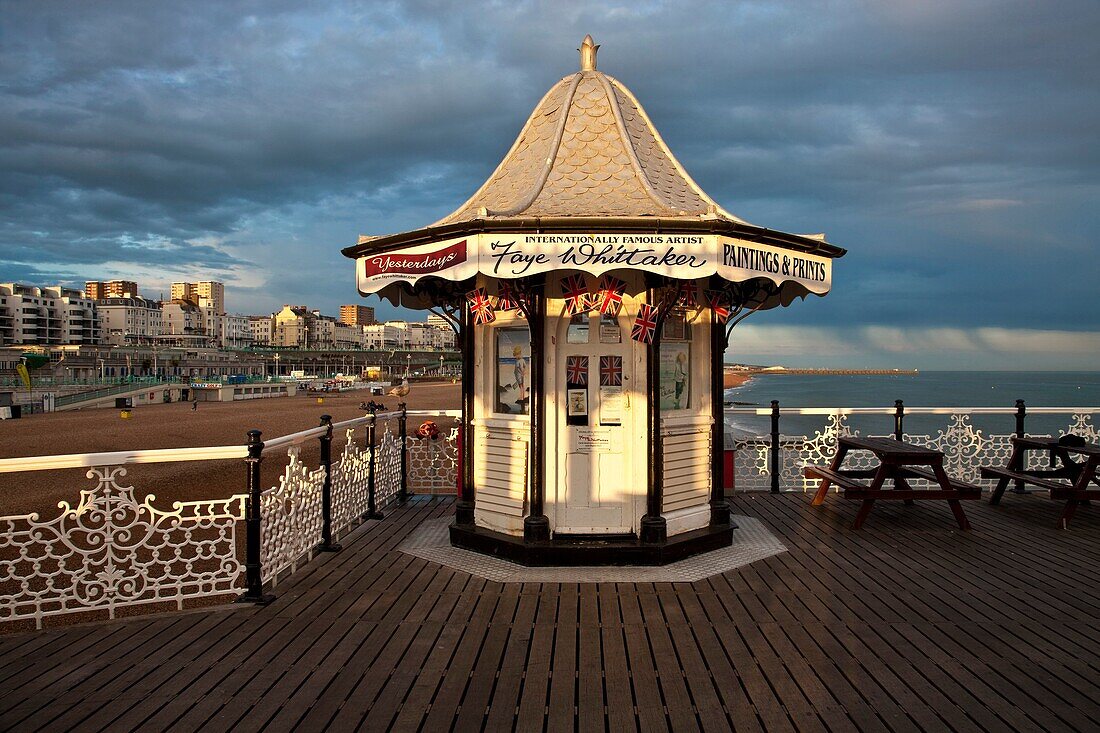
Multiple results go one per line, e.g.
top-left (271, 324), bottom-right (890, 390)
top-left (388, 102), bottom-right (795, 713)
top-left (724, 367), bottom-right (918, 388)
top-left (735, 368), bottom-right (920, 376)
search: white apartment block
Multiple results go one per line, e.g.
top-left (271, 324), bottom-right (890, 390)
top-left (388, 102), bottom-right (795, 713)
top-left (363, 324), bottom-right (403, 350)
top-left (383, 320), bottom-right (410, 348)
top-left (161, 300), bottom-right (211, 343)
top-left (97, 296), bottom-right (163, 346)
top-left (222, 314), bottom-right (250, 349)
top-left (426, 313), bottom-right (452, 329)
top-left (0, 283), bottom-right (100, 346)
top-left (335, 321), bottom-right (363, 349)
top-left (312, 313), bottom-right (336, 349)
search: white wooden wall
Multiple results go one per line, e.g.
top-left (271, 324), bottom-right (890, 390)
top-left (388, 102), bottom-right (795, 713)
top-left (473, 418), bottom-right (529, 535)
top-left (659, 305), bottom-right (715, 536)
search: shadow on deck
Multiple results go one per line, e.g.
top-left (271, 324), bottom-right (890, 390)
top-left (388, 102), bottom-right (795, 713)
top-left (1, 493), bottom-right (1098, 732)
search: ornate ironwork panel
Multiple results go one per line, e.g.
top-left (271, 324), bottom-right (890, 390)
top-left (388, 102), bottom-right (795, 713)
top-left (405, 417), bottom-right (460, 494)
top-left (0, 467), bottom-right (245, 629)
top-left (729, 409), bottom-right (1098, 492)
top-left (376, 425), bottom-right (403, 508)
top-left (259, 447), bottom-right (325, 587)
top-left (330, 428), bottom-right (371, 541)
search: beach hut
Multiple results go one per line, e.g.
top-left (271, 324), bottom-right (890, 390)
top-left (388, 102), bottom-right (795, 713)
top-left (343, 36), bottom-right (846, 564)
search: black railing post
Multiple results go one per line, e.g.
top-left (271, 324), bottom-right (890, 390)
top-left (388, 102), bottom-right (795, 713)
top-left (238, 429), bottom-right (274, 605)
top-left (1014, 399), bottom-right (1027, 493)
top-left (318, 415), bottom-right (341, 552)
top-left (364, 409), bottom-right (383, 520)
top-left (894, 400), bottom-right (905, 441)
top-left (398, 402), bottom-right (409, 503)
top-left (770, 400), bottom-right (781, 494)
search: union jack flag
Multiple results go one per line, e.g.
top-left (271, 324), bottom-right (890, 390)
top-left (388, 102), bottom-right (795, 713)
top-left (599, 355), bottom-right (622, 386)
top-left (466, 287), bottom-right (495, 325)
top-left (566, 355), bottom-right (588, 386)
top-left (495, 281), bottom-right (519, 311)
top-left (631, 303), bottom-right (658, 344)
top-left (677, 280), bottom-right (698, 307)
top-left (560, 274), bottom-right (589, 316)
top-left (705, 289), bottom-right (731, 323)
top-left (597, 274), bottom-right (626, 315)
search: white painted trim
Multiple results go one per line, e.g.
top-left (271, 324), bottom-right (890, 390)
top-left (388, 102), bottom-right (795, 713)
top-left (665, 504), bottom-right (710, 536)
top-left (0, 444), bottom-right (250, 473)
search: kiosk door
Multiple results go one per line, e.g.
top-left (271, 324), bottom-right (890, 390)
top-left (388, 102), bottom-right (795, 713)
top-left (554, 308), bottom-right (637, 534)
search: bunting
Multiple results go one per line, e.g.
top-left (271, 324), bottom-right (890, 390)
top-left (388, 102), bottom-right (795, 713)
top-left (631, 303), bottom-right (658, 344)
top-left (466, 287), bottom-right (496, 325)
top-left (561, 274), bottom-right (590, 316)
top-left (705, 289), bottom-right (731, 323)
top-left (495, 281), bottom-right (519, 311)
top-left (677, 280), bottom-right (698, 307)
top-left (597, 274), bottom-right (627, 315)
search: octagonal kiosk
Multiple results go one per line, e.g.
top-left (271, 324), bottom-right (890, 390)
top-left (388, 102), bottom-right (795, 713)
top-left (343, 37), bottom-right (845, 565)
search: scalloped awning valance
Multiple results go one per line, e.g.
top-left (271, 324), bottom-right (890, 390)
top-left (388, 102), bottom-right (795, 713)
top-left (356, 232), bottom-right (831, 298)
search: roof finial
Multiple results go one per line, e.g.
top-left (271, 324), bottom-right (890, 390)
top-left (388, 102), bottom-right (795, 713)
top-left (579, 34), bottom-right (599, 71)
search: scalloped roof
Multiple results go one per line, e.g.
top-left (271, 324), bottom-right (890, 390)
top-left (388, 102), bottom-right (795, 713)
top-left (431, 48), bottom-right (746, 226)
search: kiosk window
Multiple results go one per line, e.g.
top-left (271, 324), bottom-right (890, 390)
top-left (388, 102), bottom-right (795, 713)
top-left (660, 317), bottom-right (691, 410)
top-left (495, 327), bottom-right (531, 415)
top-left (567, 313), bottom-right (590, 343)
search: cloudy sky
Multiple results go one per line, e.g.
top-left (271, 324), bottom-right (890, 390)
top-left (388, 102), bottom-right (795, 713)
top-left (2, 1), bottom-right (1097, 369)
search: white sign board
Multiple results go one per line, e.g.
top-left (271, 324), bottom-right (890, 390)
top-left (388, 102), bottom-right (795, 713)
top-left (356, 233), bottom-right (831, 295)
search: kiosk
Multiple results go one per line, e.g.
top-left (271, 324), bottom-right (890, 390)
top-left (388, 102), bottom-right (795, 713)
top-left (343, 37), bottom-right (845, 564)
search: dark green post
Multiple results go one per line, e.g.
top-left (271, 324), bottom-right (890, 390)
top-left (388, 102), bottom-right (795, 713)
top-left (318, 415), bottom-right (341, 552)
top-left (364, 409), bottom-right (383, 520)
top-left (238, 429), bottom-right (274, 605)
top-left (1014, 399), bottom-right (1027, 493)
top-left (398, 402), bottom-right (409, 502)
top-left (769, 401), bottom-right (781, 494)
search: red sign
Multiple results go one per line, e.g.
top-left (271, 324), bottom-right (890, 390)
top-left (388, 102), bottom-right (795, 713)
top-left (363, 240), bottom-right (467, 278)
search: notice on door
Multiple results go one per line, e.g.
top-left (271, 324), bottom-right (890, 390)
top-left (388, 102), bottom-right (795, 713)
top-left (574, 427), bottom-right (614, 454)
top-left (600, 386), bottom-right (623, 425)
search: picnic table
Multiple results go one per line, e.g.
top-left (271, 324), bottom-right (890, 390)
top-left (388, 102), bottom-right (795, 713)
top-left (981, 435), bottom-right (1100, 528)
top-left (804, 435), bottom-right (982, 530)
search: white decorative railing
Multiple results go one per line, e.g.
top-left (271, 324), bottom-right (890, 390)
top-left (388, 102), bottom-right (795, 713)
top-left (406, 411), bottom-right (462, 494)
top-left (0, 408), bottom-right (461, 628)
top-left (725, 404), bottom-right (1099, 492)
top-left (260, 447), bottom-right (326, 586)
top-left (0, 447), bottom-right (248, 630)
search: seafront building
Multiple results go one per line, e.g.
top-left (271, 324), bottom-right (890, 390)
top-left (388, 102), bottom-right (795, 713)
top-left (0, 283), bottom-right (100, 347)
top-left (171, 281), bottom-right (225, 314)
top-left (339, 304), bottom-right (375, 326)
top-left (97, 295), bottom-right (163, 346)
top-left (84, 280), bottom-right (138, 300)
top-left (2, 278), bottom-right (455, 354)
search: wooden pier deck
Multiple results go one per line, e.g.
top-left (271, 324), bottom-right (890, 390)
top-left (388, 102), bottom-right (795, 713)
top-left (1, 492), bottom-right (1098, 732)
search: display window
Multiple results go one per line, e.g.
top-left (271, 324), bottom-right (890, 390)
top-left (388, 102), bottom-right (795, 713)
top-left (495, 326), bottom-right (531, 414)
top-left (659, 315), bottom-right (691, 410)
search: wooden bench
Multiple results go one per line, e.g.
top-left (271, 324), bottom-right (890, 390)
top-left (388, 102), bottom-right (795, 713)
top-left (981, 436), bottom-right (1100, 528)
top-left (805, 465), bottom-right (981, 513)
top-left (805, 436), bottom-right (980, 530)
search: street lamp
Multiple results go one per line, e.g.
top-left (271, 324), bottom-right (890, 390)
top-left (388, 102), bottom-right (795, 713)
top-left (406, 353), bottom-right (411, 379)
top-left (439, 355), bottom-right (444, 376)
top-left (274, 352), bottom-right (280, 378)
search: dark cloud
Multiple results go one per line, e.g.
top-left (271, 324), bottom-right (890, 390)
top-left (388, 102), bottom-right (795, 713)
top-left (1, 0), bottom-right (1098, 365)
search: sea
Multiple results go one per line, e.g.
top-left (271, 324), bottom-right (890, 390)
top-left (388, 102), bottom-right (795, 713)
top-left (723, 371), bottom-right (1100, 440)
